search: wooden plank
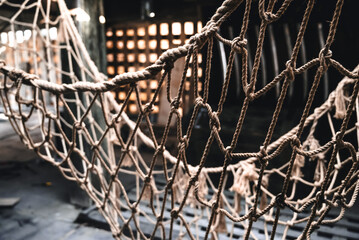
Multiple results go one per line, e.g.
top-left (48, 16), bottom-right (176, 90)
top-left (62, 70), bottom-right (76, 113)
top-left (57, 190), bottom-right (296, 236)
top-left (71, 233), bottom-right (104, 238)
top-left (0, 197), bottom-right (20, 207)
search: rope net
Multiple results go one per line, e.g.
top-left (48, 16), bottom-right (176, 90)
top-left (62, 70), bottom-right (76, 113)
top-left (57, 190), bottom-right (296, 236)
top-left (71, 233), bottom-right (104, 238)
top-left (0, 0), bottom-right (359, 239)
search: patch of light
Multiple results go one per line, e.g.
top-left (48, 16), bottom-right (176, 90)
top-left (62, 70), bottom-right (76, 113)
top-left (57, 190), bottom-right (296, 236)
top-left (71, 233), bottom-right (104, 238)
top-left (99, 15), bottom-right (106, 24)
top-left (69, 8), bottom-right (90, 22)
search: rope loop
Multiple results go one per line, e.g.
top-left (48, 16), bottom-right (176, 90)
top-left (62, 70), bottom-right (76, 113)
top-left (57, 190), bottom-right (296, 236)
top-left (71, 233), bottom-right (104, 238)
top-left (179, 135), bottom-right (189, 149)
top-left (258, 0), bottom-right (277, 23)
top-left (209, 111), bottom-right (221, 131)
top-left (285, 60), bottom-right (295, 81)
top-left (334, 131), bottom-right (344, 148)
top-left (315, 191), bottom-right (325, 209)
top-left (258, 146), bottom-right (269, 165)
top-left (333, 192), bottom-right (346, 207)
top-left (318, 48), bottom-right (332, 71)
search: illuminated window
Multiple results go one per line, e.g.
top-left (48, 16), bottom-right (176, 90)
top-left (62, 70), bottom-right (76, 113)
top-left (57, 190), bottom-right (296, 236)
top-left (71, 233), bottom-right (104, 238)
top-left (127, 40), bottom-right (135, 49)
top-left (116, 30), bottom-right (123, 37)
top-left (137, 27), bottom-right (146, 36)
top-left (153, 105), bottom-right (159, 114)
top-left (129, 92), bottom-right (136, 101)
top-left (107, 54), bottom-right (114, 62)
top-left (117, 66), bottom-right (125, 74)
top-left (172, 39), bottom-right (181, 45)
top-left (106, 30), bottom-right (113, 37)
top-left (172, 22), bottom-right (181, 35)
top-left (106, 40), bottom-right (113, 48)
top-left (117, 41), bottom-right (124, 49)
top-left (139, 81), bottom-right (147, 89)
top-left (138, 53), bottom-right (146, 63)
top-left (107, 66), bottom-right (115, 75)
top-left (198, 67), bottom-right (203, 77)
top-left (149, 40), bottom-right (157, 49)
top-left (138, 39), bottom-right (146, 49)
top-left (149, 53), bottom-right (157, 63)
top-left (140, 92), bottom-right (147, 101)
top-left (150, 80), bottom-right (158, 89)
top-left (127, 54), bottom-right (135, 62)
top-left (198, 82), bottom-right (203, 92)
top-left (185, 81), bottom-right (191, 91)
top-left (184, 22), bottom-right (194, 35)
top-left (160, 23), bottom-right (169, 35)
top-left (197, 21), bottom-right (202, 32)
top-left (148, 24), bottom-right (156, 36)
top-left (118, 92), bottom-right (126, 100)
top-left (128, 66), bottom-right (136, 72)
top-left (160, 39), bottom-right (169, 49)
top-left (186, 67), bottom-right (192, 77)
top-left (128, 104), bottom-right (137, 113)
top-left (117, 53), bottom-right (125, 62)
top-left (198, 53), bottom-right (202, 63)
top-left (126, 29), bottom-right (135, 36)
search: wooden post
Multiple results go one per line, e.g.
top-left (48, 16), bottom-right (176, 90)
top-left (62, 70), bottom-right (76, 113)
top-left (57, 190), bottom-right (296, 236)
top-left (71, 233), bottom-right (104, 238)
top-left (64, 0), bottom-right (108, 207)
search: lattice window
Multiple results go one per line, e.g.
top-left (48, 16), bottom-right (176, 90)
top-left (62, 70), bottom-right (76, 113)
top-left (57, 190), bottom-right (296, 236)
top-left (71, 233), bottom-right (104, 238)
top-left (106, 21), bottom-right (203, 119)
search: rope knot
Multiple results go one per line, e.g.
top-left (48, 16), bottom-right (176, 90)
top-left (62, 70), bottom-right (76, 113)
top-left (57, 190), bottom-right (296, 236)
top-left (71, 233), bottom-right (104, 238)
top-left (212, 200), bottom-right (219, 210)
top-left (275, 193), bottom-right (286, 209)
top-left (259, 146), bottom-right (268, 158)
top-left (261, 11), bottom-right (276, 23)
top-left (209, 111), bottom-right (221, 131)
top-left (285, 60), bottom-right (295, 81)
top-left (156, 216), bottom-right (163, 224)
top-left (143, 103), bottom-right (154, 114)
top-left (335, 131), bottom-right (344, 148)
top-left (290, 135), bottom-right (301, 148)
top-left (194, 97), bottom-right (203, 106)
top-left (315, 191), bottom-right (325, 209)
top-left (170, 97), bottom-right (181, 109)
top-left (131, 206), bottom-right (138, 214)
top-left (156, 145), bottom-right (165, 154)
top-left (189, 176), bottom-right (198, 186)
top-left (206, 21), bottom-right (219, 36)
top-left (191, 33), bottom-right (203, 46)
top-left (318, 48), bottom-right (332, 71)
top-left (231, 37), bottom-right (247, 53)
top-left (179, 135), bottom-right (189, 149)
top-left (225, 146), bottom-right (233, 159)
top-left (74, 121), bottom-right (85, 130)
top-left (171, 209), bottom-right (179, 219)
top-left (163, 60), bottom-right (174, 71)
top-left (333, 192), bottom-right (345, 206)
top-left (144, 175), bottom-right (151, 184)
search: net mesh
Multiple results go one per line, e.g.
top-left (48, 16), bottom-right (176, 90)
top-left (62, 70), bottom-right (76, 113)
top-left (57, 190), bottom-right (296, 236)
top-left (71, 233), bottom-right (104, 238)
top-left (1, 0), bottom-right (359, 239)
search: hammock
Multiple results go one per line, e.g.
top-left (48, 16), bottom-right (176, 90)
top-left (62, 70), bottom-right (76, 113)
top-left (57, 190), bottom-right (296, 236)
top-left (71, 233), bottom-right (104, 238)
top-left (0, 0), bottom-right (359, 239)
